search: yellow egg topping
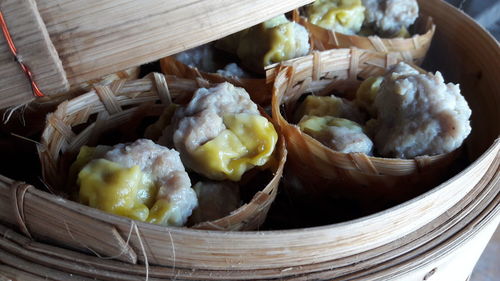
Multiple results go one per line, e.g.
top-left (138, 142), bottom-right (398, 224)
top-left (218, 15), bottom-right (309, 70)
top-left (307, 0), bottom-right (366, 35)
top-left (299, 115), bottom-right (363, 134)
top-left (192, 113), bottom-right (278, 181)
top-left (76, 154), bottom-right (186, 226)
top-left (78, 159), bottom-right (156, 221)
top-left (295, 95), bottom-right (345, 121)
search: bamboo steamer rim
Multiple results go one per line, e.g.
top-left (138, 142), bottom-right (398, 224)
top-left (0, 151), bottom-right (497, 279)
top-left (38, 72), bottom-right (286, 231)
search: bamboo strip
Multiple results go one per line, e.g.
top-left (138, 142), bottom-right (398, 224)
top-left (0, 0), bottom-right (68, 109)
top-left (0, 265), bottom-right (45, 281)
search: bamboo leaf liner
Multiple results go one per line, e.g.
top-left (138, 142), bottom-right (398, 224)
top-left (0, 156), bottom-right (497, 279)
top-left (299, 12), bottom-right (436, 65)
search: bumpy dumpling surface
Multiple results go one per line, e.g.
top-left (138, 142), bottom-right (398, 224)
top-left (81, 139), bottom-right (198, 226)
top-left (362, 0), bottom-right (418, 36)
top-left (372, 62), bottom-right (472, 158)
top-left (171, 82), bottom-right (278, 181)
top-left (173, 83), bottom-right (259, 152)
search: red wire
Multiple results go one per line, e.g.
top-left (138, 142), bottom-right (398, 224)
top-left (0, 11), bottom-right (45, 97)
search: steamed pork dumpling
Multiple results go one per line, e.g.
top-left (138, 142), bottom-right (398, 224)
top-left (307, 0), bottom-right (366, 35)
top-left (190, 181), bottom-right (241, 224)
top-left (76, 139), bottom-right (197, 226)
top-left (371, 62), bottom-right (472, 158)
top-left (218, 15), bottom-right (310, 70)
top-left (362, 0), bottom-right (418, 37)
top-left (170, 82), bottom-right (278, 181)
top-left (299, 115), bottom-right (373, 154)
top-left (295, 95), bottom-right (364, 123)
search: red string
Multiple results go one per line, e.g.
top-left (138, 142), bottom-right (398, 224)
top-left (0, 11), bottom-right (45, 97)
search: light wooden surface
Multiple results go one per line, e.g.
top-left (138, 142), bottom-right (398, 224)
top-left (36, 0), bottom-right (313, 85)
top-left (0, 0), bottom-right (68, 109)
top-left (0, 0), bottom-right (312, 109)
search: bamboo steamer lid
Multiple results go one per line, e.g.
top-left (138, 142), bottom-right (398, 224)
top-left (0, 0), bottom-right (314, 109)
top-left (0, 0), bottom-right (498, 279)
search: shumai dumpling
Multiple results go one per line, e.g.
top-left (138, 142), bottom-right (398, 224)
top-left (169, 82), bottom-right (278, 181)
top-left (371, 62), bottom-right (472, 158)
top-left (217, 14), bottom-right (310, 71)
top-left (362, 0), bottom-right (419, 37)
top-left (77, 139), bottom-right (197, 226)
top-left (307, 0), bottom-right (366, 35)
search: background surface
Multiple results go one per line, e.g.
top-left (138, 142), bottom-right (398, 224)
top-left (446, 0), bottom-right (500, 39)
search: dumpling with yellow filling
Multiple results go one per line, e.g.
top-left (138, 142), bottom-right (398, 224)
top-left (299, 115), bottom-right (373, 154)
top-left (217, 14), bottom-right (310, 71)
top-left (307, 0), bottom-right (366, 35)
top-left (76, 139), bottom-right (197, 226)
top-left (166, 82), bottom-right (278, 181)
top-left (295, 95), bottom-right (365, 123)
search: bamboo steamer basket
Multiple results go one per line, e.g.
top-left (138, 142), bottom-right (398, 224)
top-left (0, 0), bottom-right (499, 280)
top-left (0, 156), bottom-right (497, 280)
top-left (270, 51), bottom-right (460, 208)
top-left (37, 72), bottom-right (286, 232)
top-left (300, 4), bottom-right (435, 65)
